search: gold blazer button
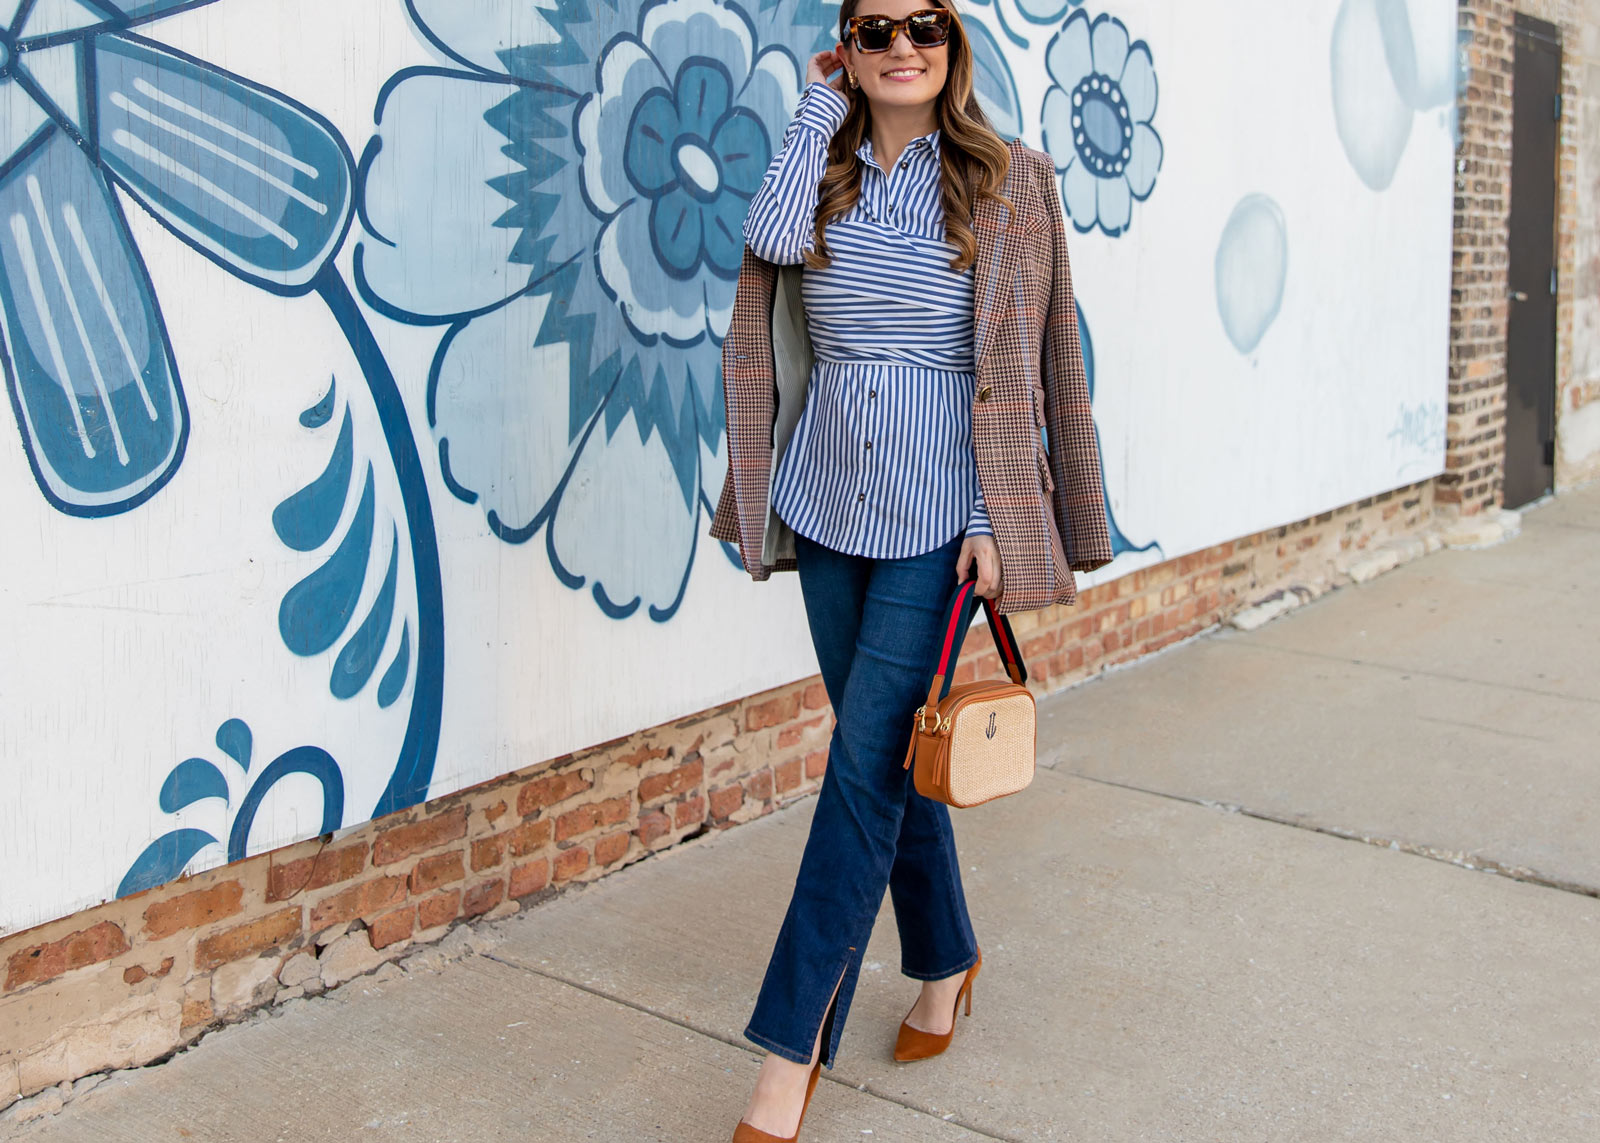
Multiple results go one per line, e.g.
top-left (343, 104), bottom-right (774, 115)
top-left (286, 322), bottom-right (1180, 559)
top-left (977, 385), bottom-right (992, 402)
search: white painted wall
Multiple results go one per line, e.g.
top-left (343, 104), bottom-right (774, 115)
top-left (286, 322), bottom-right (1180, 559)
top-left (0, 0), bottom-right (1454, 935)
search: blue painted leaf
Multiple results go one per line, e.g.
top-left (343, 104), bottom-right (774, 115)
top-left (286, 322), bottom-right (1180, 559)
top-left (273, 408), bottom-right (353, 552)
top-left (376, 620), bottom-right (411, 709)
top-left (1077, 298), bottom-right (1093, 403)
top-left (964, 16), bottom-right (1023, 140)
top-left (117, 828), bottom-right (218, 896)
top-left (1074, 298), bottom-right (1157, 559)
top-left (0, 126), bottom-right (186, 517)
top-left (279, 464), bottom-right (375, 656)
top-left (299, 375), bottom-right (336, 428)
top-left (92, 35), bottom-right (353, 294)
top-left (158, 757), bottom-right (228, 812)
top-left (330, 527), bottom-right (398, 699)
top-left (215, 717), bottom-right (252, 770)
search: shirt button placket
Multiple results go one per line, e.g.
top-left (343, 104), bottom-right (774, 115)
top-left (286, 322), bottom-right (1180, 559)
top-left (858, 372), bottom-right (878, 527)
top-left (862, 374), bottom-right (875, 548)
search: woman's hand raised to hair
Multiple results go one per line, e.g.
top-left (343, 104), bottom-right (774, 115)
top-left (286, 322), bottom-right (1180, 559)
top-left (956, 535), bottom-right (1003, 601)
top-left (807, 48), bottom-right (851, 99)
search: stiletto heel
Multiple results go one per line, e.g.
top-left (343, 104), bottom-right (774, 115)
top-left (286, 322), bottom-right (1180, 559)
top-left (732, 1058), bottom-right (823, 1142)
top-left (894, 948), bottom-right (981, 1063)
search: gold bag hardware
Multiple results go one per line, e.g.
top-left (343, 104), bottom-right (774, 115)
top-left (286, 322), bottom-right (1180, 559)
top-left (902, 580), bottom-right (1036, 808)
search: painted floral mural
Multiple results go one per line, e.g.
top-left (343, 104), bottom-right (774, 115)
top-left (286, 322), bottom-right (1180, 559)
top-left (0, 0), bottom-right (352, 517)
top-left (1040, 7), bottom-right (1161, 237)
top-left (580, 5), bottom-right (786, 332)
top-left (357, 0), bottom-right (826, 621)
top-left (0, 1), bottom-right (446, 905)
top-left (0, 0), bottom-right (1460, 935)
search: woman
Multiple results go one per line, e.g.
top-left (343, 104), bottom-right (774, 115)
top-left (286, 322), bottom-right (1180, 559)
top-left (709, 2), bottom-right (1112, 1138)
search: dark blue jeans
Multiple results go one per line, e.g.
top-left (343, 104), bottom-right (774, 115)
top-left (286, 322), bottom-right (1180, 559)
top-left (744, 532), bottom-right (980, 1067)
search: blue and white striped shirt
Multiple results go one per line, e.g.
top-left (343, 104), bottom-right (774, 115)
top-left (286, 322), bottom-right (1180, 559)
top-left (742, 81), bottom-right (990, 559)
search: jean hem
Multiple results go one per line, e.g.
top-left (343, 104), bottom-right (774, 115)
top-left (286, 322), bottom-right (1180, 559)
top-left (900, 949), bottom-right (979, 982)
top-left (743, 1025), bottom-right (820, 1067)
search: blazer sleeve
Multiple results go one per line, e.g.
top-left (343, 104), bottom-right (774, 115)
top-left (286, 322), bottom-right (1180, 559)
top-left (1037, 156), bottom-right (1114, 573)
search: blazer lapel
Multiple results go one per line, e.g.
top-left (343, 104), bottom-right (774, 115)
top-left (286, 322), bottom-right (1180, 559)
top-left (971, 168), bottom-right (1026, 371)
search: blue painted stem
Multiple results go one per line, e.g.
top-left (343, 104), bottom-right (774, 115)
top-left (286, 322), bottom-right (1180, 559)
top-left (314, 266), bottom-right (444, 818)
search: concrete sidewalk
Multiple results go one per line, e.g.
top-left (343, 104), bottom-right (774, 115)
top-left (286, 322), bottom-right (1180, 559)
top-left (8, 486), bottom-right (1599, 1142)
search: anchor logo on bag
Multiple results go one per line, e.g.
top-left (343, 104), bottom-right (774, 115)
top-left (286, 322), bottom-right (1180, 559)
top-left (905, 580), bottom-right (1036, 808)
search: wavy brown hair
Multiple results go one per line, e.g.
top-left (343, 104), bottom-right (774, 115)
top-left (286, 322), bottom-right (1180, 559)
top-left (806, 0), bottom-right (1013, 273)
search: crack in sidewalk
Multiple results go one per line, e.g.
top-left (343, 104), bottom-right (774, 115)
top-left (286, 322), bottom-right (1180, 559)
top-left (1412, 713), bottom-right (1555, 742)
top-left (1211, 639), bottom-right (1600, 706)
top-left (1065, 771), bottom-right (1600, 902)
top-left (478, 951), bottom-right (1021, 1142)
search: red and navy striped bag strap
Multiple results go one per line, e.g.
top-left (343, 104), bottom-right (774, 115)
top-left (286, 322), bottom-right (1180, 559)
top-left (928, 581), bottom-right (1029, 704)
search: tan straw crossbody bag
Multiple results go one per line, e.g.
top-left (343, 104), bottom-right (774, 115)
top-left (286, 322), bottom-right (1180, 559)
top-left (902, 579), bottom-right (1036, 808)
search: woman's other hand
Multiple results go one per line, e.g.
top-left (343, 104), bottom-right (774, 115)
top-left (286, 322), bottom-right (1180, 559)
top-left (956, 535), bottom-right (1003, 600)
top-left (807, 48), bottom-right (850, 98)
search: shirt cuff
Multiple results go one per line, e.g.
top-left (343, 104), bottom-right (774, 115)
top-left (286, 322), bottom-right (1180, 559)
top-left (795, 81), bottom-right (850, 138)
top-left (966, 487), bottom-right (993, 538)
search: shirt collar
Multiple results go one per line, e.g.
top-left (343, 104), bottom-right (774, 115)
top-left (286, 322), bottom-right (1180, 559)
top-left (856, 127), bottom-right (943, 170)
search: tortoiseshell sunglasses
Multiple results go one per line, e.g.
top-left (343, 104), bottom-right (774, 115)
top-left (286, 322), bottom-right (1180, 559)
top-left (845, 9), bottom-right (952, 53)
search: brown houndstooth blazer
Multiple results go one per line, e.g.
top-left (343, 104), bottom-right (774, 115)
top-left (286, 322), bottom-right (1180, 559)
top-left (709, 139), bottom-right (1113, 614)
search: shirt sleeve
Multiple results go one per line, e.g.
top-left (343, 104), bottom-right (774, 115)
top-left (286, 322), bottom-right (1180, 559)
top-left (741, 82), bottom-right (850, 264)
top-left (966, 482), bottom-right (993, 538)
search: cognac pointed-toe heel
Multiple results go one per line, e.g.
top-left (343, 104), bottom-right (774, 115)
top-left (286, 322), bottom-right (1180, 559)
top-left (894, 949), bottom-right (981, 1063)
top-left (732, 1058), bottom-right (823, 1142)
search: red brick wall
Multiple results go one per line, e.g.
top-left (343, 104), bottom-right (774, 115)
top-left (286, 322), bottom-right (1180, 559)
top-left (0, 478), bottom-right (1434, 1106)
top-left (1451, 0), bottom-right (1599, 507)
top-left (1449, 0), bottom-right (1515, 512)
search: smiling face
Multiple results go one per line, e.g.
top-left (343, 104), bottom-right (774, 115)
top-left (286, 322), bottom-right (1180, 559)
top-left (839, 1), bottom-right (952, 115)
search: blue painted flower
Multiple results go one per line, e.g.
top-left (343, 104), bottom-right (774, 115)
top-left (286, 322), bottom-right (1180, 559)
top-left (628, 63), bottom-right (766, 280)
top-left (359, 0), bottom-right (827, 620)
top-left (588, 42), bottom-right (769, 312)
top-left (1040, 9), bottom-right (1161, 237)
top-left (577, 0), bottom-right (792, 342)
top-left (0, 0), bottom-right (353, 517)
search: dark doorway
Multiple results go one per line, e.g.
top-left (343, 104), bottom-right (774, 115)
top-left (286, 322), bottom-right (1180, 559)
top-left (1504, 15), bottom-right (1561, 508)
